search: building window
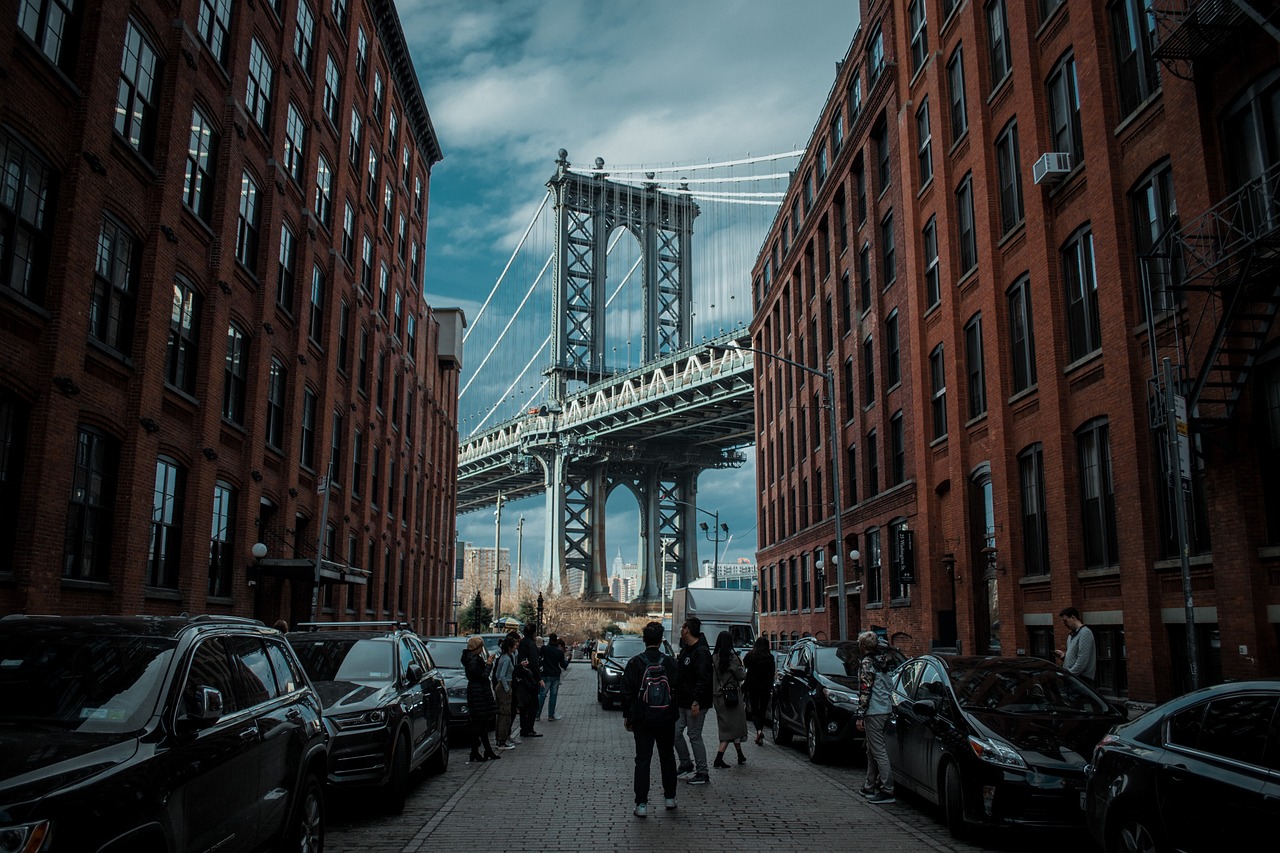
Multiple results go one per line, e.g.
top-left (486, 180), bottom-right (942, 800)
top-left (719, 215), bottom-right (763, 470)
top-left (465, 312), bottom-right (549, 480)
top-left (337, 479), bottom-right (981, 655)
top-left (266, 357), bottom-right (286, 450)
top-left (1077, 417), bottom-right (1119, 569)
top-left (367, 146), bottom-right (379, 205)
top-left (406, 312), bottom-right (417, 361)
top-left (855, 159), bottom-right (867, 223)
top-left (19, 0), bottom-right (80, 72)
top-left (294, 0), bottom-right (315, 74)
top-left (64, 426), bottom-right (117, 581)
top-left (410, 240), bottom-right (421, 285)
top-left (166, 277), bottom-right (201, 394)
top-left (866, 429), bottom-right (879, 497)
top-left (848, 72), bottom-right (863, 124)
top-left (1040, 0), bottom-right (1066, 22)
top-left (956, 173), bottom-right (977, 274)
top-left (1063, 227), bottom-right (1102, 361)
top-left (858, 243), bottom-right (872, 313)
top-left (245, 38), bottom-right (274, 130)
top-left (965, 313), bottom-right (986, 420)
top-left (1093, 625), bottom-right (1127, 697)
top-left (90, 214), bottom-right (138, 356)
top-left (277, 221), bottom-right (297, 312)
top-left (337, 299), bottom-right (350, 372)
top-left (361, 234), bottom-right (373, 293)
top-left (209, 480), bottom-right (235, 597)
top-left (148, 456), bottom-right (185, 589)
top-left (863, 335), bottom-right (875, 407)
top-left (349, 108), bottom-right (362, 167)
top-left (1007, 275), bottom-right (1037, 393)
top-left (889, 412), bottom-right (905, 486)
top-left (880, 212), bottom-right (896, 285)
top-left (986, 0), bottom-right (1012, 88)
top-left (947, 46), bottom-right (968, 143)
top-left (115, 19), bottom-right (161, 159)
top-left (930, 344), bottom-right (947, 440)
top-left (184, 106), bottom-right (217, 222)
top-left (235, 170), bottom-right (260, 271)
top-left (356, 26), bottom-right (368, 83)
top-left (329, 411), bottom-right (343, 486)
top-left (414, 175), bottom-right (424, 216)
top-left (331, 0), bottom-right (349, 30)
top-left (1018, 443), bottom-right (1049, 576)
top-left (323, 55), bottom-right (341, 124)
top-left (867, 24), bottom-right (884, 87)
top-left (223, 323), bottom-right (248, 425)
top-left (342, 201), bottom-right (355, 264)
top-left (916, 97), bottom-right (933, 187)
top-left (844, 357), bottom-right (856, 417)
top-left (352, 429), bottom-right (364, 498)
top-left (873, 120), bottom-right (890, 196)
top-left (1131, 160), bottom-right (1179, 316)
top-left (357, 326), bottom-right (369, 394)
top-left (923, 216), bottom-right (940, 309)
top-left (909, 0), bottom-right (929, 74)
top-left (283, 102), bottom-right (306, 184)
top-left (1111, 0), bottom-right (1159, 117)
top-left (886, 310), bottom-right (900, 387)
top-left (1048, 53), bottom-right (1084, 165)
top-left (865, 528), bottom-right (882, 604)
top-left (373, 71), bottom-right (385, 121)
top-left (830, 110), bottom-right (844, 156)
top-left (315, 154), bottom-right (333, 228)
top-left (393, 289), bottom-right (403, 339)
top-left (996, 119), bottom-right (1024, 234)
top-left (0, 131), bottom-right (55, 304)
top-left (301, 387), bottom-right (317, 470)
top-left (308, 264), bottom-right (325, 346)
top-left (383, 180), bottom-right (394, 233)
top-left (378, 263), bottom-right (390, 318)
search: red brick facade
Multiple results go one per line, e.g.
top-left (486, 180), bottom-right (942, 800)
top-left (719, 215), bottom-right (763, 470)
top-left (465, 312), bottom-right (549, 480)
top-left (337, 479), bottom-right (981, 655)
top-left (751, 0), bottom-right (1280, 704)
top-left (0, 0), bottom-right (462, 634)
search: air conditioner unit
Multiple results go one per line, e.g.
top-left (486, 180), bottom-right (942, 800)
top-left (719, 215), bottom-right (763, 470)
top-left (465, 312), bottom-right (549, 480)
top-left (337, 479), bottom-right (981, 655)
top-left (1033, 152), bottom-right (1072, 184)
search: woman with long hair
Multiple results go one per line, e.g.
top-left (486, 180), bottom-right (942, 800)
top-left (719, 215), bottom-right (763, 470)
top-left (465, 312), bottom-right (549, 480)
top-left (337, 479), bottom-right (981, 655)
top-left (710, 631), bottom-right (748, 768)
top-left (462, 635), bottom-right (500, 763)
top-left (742, 635), bottom-right (776, 745)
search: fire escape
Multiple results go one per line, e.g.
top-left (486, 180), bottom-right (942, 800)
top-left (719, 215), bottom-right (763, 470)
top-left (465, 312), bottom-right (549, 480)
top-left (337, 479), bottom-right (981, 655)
top-left (1143, 2), bottom-right (1280, 438)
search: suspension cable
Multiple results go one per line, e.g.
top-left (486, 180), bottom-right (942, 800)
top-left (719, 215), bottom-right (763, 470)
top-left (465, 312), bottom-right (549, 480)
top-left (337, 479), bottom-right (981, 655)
top-left (463, 192), bottom-right (549, 343)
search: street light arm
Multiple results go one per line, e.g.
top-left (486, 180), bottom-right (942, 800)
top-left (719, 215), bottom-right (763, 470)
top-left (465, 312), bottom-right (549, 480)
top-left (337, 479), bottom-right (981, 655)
top-left (711, 342), bottom-right (832, 382)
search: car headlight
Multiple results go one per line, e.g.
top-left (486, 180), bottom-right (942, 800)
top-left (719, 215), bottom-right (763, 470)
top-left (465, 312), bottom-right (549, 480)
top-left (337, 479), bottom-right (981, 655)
top-left (446, 684), bottom-right (467, 698)
top-left (330, 709), bottom-right (388, 729)
top-left (823, 687), bottom-right (858, 706)
top-left (0, 820), bottom-right (52, 853)
top-left (603, 661), bottom-right (624, 676)
top-left (967, 734), bottom-right (1027, 769)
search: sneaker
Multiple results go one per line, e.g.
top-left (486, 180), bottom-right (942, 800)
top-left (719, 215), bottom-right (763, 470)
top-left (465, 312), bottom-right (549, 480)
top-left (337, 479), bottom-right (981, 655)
top-left (523, 732), bottom-right (544, 738)
top-left (676, 765), bottom-right (695, 779)
top-left (867, 791), bottom-right (896, 805)
top-left (686, 773), bottom-right (710, 786)
top-left (633, 803), bottom-right (647, 818)
top-left (549, 714), bottom-right (563, 721)
top-left (664, 798), bottom-right (678, 810)
top-left (496, 741), bottom-right (516, 750)
top-left (859, 785), bottom-right (879, 798)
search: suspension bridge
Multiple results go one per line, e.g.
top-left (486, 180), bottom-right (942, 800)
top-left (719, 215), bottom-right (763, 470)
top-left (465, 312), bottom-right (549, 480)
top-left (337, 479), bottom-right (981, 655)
top-left (456, 148), bottom-right (800, 607)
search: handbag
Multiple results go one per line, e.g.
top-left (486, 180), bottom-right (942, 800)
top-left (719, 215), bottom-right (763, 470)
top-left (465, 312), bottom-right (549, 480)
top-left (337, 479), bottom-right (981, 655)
top-left (722, 675), bottom-right (740, 708)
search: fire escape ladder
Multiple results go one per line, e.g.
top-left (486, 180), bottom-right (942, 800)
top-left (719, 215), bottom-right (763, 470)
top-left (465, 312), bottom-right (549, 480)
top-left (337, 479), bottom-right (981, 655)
top-left (1151, 1), bottom-right (1254, 76)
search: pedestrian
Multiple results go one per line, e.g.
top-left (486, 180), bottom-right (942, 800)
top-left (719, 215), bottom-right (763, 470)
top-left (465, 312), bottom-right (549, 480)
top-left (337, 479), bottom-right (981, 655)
top-left (462, 636), bottom-right (500, 763)
top-left (710, 631), bottom-right (748, 768)
top-left (673, 616), bottom-right (713, 785)
top-left (516, 622), bottom-right (544, 737)
top-left (855, 631), bottom-right (896, 804)
top-left (1054, 606), bottom-right (1097, 685)
top-left (538, 631), bottom-right (570, 720)
top-left (622, 621), bottom-right (680, 817)
top-left (742, 635), bottom-right (776, 746)
top-left (493, 634), bottom-right (518, 749)
top-left (272, 619), bottom-right (289, 633)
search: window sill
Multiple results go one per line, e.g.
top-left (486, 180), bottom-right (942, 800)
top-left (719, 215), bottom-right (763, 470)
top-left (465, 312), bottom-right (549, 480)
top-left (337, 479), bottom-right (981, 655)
top-left (1018, 574), bottom-right (1052, 587)
top-left (61, 577), bottom-right (112, 592)
top-left (144, 587), bottom-right (183, 602)
top-left (1076, 566), bottom-right (1120, 580)
top-left (889, 597), bottom-right (911, 608)
top-left (1063, 349), bottom-right (1104, 377)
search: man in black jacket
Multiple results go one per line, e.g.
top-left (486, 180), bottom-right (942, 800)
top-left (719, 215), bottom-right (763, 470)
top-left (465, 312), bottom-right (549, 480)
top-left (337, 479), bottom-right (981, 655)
top-left (622, 621), bottom-right (680, 817)
top-left (516, 622), bottom-right (544, 737)
top-left (538, 632), bottom-right (570, 721)
top-left (673, 617), bottom-right (713, 785)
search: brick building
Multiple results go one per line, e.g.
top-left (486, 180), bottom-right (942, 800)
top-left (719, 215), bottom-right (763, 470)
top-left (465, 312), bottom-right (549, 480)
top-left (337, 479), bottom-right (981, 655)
top-left (751, 0), bottom-right (1280, 704)
top-left (0, 0), bottom-right (464, 634)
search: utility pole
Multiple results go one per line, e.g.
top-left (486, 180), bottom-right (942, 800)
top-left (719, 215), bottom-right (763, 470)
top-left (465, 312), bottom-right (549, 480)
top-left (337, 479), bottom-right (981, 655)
top-left (311, 462), bottom-right (333, 624)
top-left (494, 492), bottom-right (504, 621)
top-left (516, 515), bottom-right (525, 595)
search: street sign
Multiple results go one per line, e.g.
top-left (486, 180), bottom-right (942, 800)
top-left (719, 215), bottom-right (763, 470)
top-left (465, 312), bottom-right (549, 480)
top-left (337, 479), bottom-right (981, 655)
top-left (316, 475), bottom-right (328, 494)
top-left (895, 527), bottom-right (915, 585)
top-left (1173, 394), bottom-right (1192, 484)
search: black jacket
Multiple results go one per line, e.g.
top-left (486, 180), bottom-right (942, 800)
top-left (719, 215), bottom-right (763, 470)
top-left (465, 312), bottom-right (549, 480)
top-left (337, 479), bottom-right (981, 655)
top-left (517, 635), bottom-right (542, 681)
top-left (743, 648), bottom-right (776, 692)
top-left (540, 643), bottom-right (568, 678)
top-left (462, 649), bottom-right (497, 719)
top-left (621, 647), bottom-right (679, 727)
top-left (675, 634), bottom-right (713, 708)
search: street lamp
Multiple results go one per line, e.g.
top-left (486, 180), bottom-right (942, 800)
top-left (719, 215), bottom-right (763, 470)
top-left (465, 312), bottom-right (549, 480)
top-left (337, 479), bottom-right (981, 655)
top-left (670, 498), bottom-right (727, 586)
top-left (712, 340), bottom-right (848, 640)
top-left (493, 492), bottom-right (504, 619)
top-left (537, 591), bottom-right (545, 636)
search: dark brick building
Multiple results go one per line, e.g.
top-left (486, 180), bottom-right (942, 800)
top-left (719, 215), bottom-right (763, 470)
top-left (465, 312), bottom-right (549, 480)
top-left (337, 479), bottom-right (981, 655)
top-left (751, 0), bottom-right (1280, 704)
top-left (0, 0), bottom-right (464, 633)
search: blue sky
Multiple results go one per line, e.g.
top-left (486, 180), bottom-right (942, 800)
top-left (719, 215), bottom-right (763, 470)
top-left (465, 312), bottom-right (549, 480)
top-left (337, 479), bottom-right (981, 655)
top-left (399, 1), bottom-right (861, 581)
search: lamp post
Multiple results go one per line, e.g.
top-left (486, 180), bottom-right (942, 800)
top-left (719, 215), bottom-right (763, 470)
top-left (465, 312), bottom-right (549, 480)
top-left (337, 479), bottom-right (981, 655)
top-left (670, 499), bottom-right (727, 587)
top-left (712, 341), bottom-right (848, 640)
top-left (536, 591), bottom-right (545, 636)
top-left (494, 492), bottom-right (504, 619)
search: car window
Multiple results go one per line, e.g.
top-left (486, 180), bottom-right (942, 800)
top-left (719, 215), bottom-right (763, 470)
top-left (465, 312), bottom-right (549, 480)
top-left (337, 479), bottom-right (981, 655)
top-left (398, 639), bottom-right (418, 681)
top-left (228, 635), bottom-right (276, 705)
top-left (891, 660), bottom-right (922, 709)
top-left (609, 637), bottom-right (646, 659)
top-left (1175, 695), bottom-right (1279, 766)
top-left (814, 645), bottom-right (860, 677)
top-left (184, 638), bottom-right (238, 715)
top-left (425, 639), bottom-right (466, 669)
top-left (264, 638), bottom-right (304, 694)
top-left (950, 663), bottom-right (1111, 713)
top-left (915, 662), bottom-right (948, 701)
top-left (290, 637), bottom-right (395, 683)
top-left (409, 636), bottom-right (435, 671)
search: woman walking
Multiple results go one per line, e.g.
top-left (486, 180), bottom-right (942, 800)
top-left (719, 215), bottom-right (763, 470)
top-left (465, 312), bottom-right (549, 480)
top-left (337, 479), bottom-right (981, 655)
top-left (710, 631), bottom-right (748, 768)
top-left (462, 635), bottom-right (500, 763)
top-left (493, 634), bottom-right (518, 748)
top-left (742, 636), bottom-right (776, 746)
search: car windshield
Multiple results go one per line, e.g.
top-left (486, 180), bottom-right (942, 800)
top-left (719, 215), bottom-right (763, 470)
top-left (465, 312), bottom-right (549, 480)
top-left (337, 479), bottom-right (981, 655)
top-left (425, 639), bottom-right (467, 669)
top-left (609, 637), bottom-right (645, 659)
top-left (813, 645), bottom-right (859, 677)
top-left (949, 663), bottom-right (1111, 714)
top-left (290, 637), bottom-right (395, 683)
top-left (0, 629), bottom-right (176, 732)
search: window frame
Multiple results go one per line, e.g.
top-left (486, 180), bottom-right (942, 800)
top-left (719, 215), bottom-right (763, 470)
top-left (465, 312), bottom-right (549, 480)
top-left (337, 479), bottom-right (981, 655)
top-left (115, 19), bottom-right (162, 159)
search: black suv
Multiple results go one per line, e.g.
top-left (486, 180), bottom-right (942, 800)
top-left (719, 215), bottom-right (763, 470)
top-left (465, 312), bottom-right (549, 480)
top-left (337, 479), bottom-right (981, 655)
top-left (771, 637), bottom-right (905, 763)
top-left (597, 635), bottom-right (674, 710)
top-left (0, 614), bottom-right (328, 852)
top-left (286, 623), bottom-right (449, 814)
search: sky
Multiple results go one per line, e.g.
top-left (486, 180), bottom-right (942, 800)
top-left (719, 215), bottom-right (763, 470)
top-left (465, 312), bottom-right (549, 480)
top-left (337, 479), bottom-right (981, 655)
top-left (397, 0), bottom-right (862, 583)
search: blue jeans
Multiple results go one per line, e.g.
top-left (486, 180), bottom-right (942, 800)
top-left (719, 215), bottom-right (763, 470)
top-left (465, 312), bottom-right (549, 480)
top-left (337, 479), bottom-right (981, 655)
top-left (537, 675), bottom-right (561, 717)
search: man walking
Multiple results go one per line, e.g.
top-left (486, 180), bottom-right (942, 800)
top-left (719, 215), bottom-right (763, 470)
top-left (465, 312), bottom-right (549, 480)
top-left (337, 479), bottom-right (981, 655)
top-left (538, 631), bottom-right (569, 720)
top-left (1055, 607), bottom-right (1097, 685)
top-left (673, 617), bottom-right (713, 786)
top-left (516, 622), bottom-right (544, 737)
top-left (622, 621), bottom-right (680, 817)
top-left (856, 631), bottom-right (896, 805)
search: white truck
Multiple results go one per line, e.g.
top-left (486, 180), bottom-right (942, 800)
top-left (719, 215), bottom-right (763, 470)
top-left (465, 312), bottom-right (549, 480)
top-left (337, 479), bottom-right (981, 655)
top-left (670, 585), bottom-right (756, 652)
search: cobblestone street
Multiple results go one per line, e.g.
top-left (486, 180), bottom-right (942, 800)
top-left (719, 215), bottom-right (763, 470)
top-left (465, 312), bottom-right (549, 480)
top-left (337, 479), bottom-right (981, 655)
top-left (327, 661), bottom-right (1090, 853)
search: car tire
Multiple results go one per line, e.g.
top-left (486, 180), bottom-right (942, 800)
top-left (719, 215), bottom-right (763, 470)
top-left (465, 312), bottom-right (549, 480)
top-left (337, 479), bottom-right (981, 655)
top-left (942, 761), bottom-right (969, 839)
top-left (771, 701), bottom-right (792, 745)
top-left (386, 733), bottom-right (410, 815)
top-left (805, 711), bottom-right (827, 764)
top-left (425, 722), bottom-right (449, 776)
top-left (1108, 809), bottom-right (1167, 853)
top-left (285, 772), bottom-right (325, 853)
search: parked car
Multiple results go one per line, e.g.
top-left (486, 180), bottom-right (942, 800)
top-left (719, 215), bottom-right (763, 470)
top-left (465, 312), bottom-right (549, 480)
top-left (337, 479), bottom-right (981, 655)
top-left (591, 639), bottom-right (610, 669)
top-left (287, 622), bottom-right (449, 815)
top-left (771, 637), bottom-right (905, 763)
top-left (1084, 678), bottom-right (1280, 853)
top-left (423, 635), bottom-right (475, 737)
top-left (597, 634), bottom-right (675, 709)
top-left (886, 654), bottom-right (1126, 838)
top-left (0, 614), bottom-right (328, 852)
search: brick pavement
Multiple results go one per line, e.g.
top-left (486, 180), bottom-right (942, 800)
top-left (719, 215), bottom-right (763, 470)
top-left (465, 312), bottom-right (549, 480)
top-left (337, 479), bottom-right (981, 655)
top-left (326, 661), bottom-right (1090, 853)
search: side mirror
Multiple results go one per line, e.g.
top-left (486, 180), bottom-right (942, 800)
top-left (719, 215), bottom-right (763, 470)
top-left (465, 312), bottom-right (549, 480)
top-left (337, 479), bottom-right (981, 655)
top-left (910, 697), bottom-right (939, 717)
top-left (183, 686), bottom-right (225, 729)
top-left (406, 663), bottom-right (425, 684)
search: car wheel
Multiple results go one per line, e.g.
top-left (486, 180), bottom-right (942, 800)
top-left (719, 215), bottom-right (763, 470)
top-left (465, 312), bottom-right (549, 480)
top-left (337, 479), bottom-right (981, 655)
top-left (942, 761), bottom-right (968, 839)
top-left (386, 733), bottom-right (410, 815)
top-left (285, 772), bottom-right (324, 853)
top-left (1109, 809), bottom-right (1166, 853)
top-left (425, 722), bottom-right (449, 775)
top-left (771, 701), bottom-right (792, 745)
top-left (805, 712), bottom-right (827, 764)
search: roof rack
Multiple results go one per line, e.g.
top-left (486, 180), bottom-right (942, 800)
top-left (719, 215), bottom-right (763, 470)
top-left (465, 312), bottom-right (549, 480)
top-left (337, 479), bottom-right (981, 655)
top-left (294, 620), bottom-right (411, 632)
top-left (189, 614), bottom-right (265, 626)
